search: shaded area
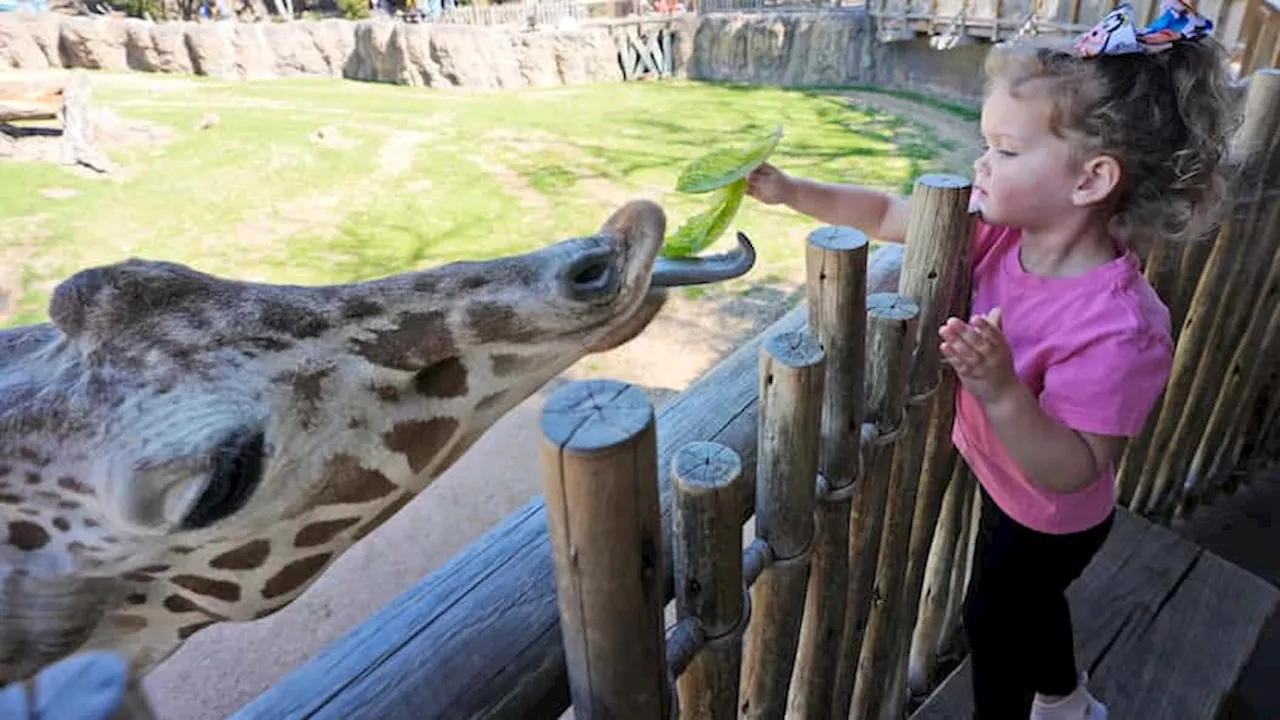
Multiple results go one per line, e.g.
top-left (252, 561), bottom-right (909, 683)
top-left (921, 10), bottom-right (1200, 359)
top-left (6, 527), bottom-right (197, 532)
top-left (1172, 466), bottom-right (1280, 719)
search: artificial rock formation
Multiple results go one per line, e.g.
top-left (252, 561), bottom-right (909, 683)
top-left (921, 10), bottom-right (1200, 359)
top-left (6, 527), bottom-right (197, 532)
top-left (0, 12), bottom-right (635, 88)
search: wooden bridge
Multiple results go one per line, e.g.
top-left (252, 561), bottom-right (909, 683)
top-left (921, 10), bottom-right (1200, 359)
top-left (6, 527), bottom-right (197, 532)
top-left (229, 62), bottom-right (1280, 719)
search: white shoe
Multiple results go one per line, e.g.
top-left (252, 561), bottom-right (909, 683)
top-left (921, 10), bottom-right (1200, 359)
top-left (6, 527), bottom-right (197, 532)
top-left (1029, 672), bottom-right (1107, 720)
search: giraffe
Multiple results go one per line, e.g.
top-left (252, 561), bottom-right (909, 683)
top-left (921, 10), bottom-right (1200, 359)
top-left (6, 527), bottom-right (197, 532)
top-left (0, 199), bottom-right (755, 691)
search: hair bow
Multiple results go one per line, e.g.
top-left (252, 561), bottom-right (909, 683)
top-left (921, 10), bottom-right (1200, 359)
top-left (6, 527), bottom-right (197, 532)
top-left (1072, 0), bottom-right (1213, 58)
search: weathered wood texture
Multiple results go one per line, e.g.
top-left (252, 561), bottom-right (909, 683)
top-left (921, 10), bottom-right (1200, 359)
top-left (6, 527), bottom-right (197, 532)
top-left (672, 441), bottom-right (745, 720)
top-left (788, 226), bottom-right (869, 717)
top-left (910, 508), bottom-right (1280, 720)
top-left (1125, 69), bottom-right (1280, 517)
top-left (539, 379), bottom-right (669, 719)
top-left (831, 291), bottom-right (920, 720)
top-left (852, 173), bottom-right (973, 719)
top-left (230, 246), bottom-right (906, 720)
top-left (906, 454), bottom-right (966, 697)
top-left (740, 330), bottom-right (825, 719)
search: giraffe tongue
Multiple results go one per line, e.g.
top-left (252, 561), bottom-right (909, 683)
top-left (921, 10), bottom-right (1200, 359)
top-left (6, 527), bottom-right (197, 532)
top-left (651, 232), bottom-right (756, 287)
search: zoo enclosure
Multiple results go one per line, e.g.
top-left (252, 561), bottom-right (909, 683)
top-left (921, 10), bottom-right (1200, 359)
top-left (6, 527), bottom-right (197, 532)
top-left (534, 67), bottom-right (1280, 718)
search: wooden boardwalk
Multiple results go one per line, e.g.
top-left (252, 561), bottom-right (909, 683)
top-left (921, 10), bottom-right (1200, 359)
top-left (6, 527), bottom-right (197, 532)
top-left (911, 507), bottom-right (1279, 719)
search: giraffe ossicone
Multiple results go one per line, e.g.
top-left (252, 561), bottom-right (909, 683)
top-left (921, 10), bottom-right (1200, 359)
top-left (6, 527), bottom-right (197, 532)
top-left (0, 199), bottom-right (755, 687)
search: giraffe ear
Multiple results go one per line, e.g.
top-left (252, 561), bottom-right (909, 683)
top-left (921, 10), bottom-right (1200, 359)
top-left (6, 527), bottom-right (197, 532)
top-left (598, 200), bottom-right (666, 249)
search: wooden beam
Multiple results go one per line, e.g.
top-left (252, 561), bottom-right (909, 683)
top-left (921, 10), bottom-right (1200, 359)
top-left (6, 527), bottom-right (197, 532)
top-left (231, 246), bottom-right (907, 720)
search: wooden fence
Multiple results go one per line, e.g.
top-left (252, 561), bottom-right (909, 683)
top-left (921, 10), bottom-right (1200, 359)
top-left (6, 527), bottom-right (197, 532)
top-left (534, 68), bottom-right (1280, 719)
top-left (868, 0), bottom-right (1274, 71)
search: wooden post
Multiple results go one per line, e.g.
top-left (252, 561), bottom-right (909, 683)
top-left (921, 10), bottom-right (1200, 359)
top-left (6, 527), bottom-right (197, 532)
top-left (1117, 235), bottom-right (1216, 504)
top-left (852, 174), bottom-right (973, 719)
top-left (739, 330), bottom-right (825, 719)
top-left (540, 378), bottom-right (670, 719)
top-left (672, 441), bottom-right (745, 720)
top-left (907, 456), bottom-right (969, 697)
top-left (1182, 201), bottom-right (1280, 508)
top-left (885, 176), bottom-right (975, 717)
top-left (830, 292), bottom-right (920, 720)
top-left (937, 469), bottom-right (980, 663)
top-left (1129, 69), bottom-right (1280, 517)
top-left (788, 226), bottom-right (869, 718)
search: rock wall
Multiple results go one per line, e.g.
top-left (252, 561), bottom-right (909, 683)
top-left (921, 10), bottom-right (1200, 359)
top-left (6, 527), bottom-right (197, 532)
top-left (687, 9), bottom-right (988, 107)
top-left (0, 9), bottom-right (986, 104)
top-left (0, 12), bottom-right (657, 88)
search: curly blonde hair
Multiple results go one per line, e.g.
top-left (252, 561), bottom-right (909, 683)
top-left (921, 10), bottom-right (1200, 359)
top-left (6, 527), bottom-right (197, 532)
top-left (983, 35), bottom-right (1241, 247)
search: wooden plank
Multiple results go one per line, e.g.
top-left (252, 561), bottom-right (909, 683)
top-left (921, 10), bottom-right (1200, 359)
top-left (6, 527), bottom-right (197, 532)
top-left (911, 509), bottom-right (1279, 719)
top-left (234, 246), bottom-right (907, 720)
top-left (1093, 551), bottom-right (1279, 718)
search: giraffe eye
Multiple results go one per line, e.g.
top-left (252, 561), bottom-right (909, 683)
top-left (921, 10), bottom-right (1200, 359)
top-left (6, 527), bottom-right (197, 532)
top-left (180, 429), bottom-right (266, 530)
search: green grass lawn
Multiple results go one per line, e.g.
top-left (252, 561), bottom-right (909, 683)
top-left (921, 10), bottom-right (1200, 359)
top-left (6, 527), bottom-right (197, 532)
top-left (0, 74), bottom-right (965, 329)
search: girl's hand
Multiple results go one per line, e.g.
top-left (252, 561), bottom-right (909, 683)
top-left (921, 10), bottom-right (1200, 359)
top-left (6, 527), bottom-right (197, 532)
top-left (746, 163), bottom-right (793, 205)
top-left (939, 308), bottom-right (1018, 405)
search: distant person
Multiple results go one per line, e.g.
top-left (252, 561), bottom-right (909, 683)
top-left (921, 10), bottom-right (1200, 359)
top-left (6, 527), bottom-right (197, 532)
top-left (743, 1), bottom-right (1236, 718)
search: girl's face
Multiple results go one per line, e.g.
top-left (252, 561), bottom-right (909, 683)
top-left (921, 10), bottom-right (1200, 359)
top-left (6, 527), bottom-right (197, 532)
top-left (970, 80), bottom-right (1086, 230)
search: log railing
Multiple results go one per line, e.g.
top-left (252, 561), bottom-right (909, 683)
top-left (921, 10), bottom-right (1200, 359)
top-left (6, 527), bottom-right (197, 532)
top-left (534, 69), bottom-right (1280, 719)
top-left (237, 67), bottom-right (1280, 720)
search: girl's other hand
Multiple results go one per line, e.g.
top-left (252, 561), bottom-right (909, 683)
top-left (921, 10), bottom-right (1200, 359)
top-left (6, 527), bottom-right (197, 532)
top-left (746, 163), bottom-right (793, 205)
top-left (940, 307), bottom-right (1018, 405)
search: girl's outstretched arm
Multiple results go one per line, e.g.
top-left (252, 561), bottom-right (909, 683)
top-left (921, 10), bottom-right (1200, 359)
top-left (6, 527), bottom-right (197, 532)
top-left (746, 164), bottom-right (911, 243)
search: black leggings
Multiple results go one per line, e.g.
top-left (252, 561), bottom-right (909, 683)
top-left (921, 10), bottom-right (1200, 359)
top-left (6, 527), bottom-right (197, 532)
top-left (962, 486), bottom-right (1113, 720)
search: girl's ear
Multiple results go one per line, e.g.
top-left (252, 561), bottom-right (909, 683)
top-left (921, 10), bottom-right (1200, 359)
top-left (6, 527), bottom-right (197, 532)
top-left (1073, 154), bottom-right (1122, 207)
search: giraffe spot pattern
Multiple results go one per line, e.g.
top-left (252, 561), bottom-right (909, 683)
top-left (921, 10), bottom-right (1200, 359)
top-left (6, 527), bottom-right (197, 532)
top-left (127, 593), bottom-right (147, 605)
top-left (178, 620), bottom-right (216, 639)
top-left (340, 296), bottom-right (384, 320)
top-left (382, 418), bottom-right (460, 475)
top-left (352, 492), bottom-right (415, 543)
top-left (259, 301), bottom-right (331, 339)
top-left (413, 357), bottom-right (468, 398)
top-left (24, 473), bottom-right (39, 485)
top-left (163, 594), bottom-right (201, 613)
top-left (312, 455), bottom-right (399, 508)
top-left (57, 477), bottom-right (93, 495)
top-left (294, 518), bottom-right (360, 547)
top-left (209, 540), bottom-right (270, 570)
top-left (349, 310), bottom-right (455, 371)
top-left (8, 521), bottom-right (50, 550)
top-left (51, 517), bottom-right (70, 532)
top-left (0, 494), bottom-right (21, 504)
top-left (261, 553), bottom-right (333, 599)
top-left (171, 574), bottom-right (241, 603)
top-left (467, 302), bottom-right (540, 344)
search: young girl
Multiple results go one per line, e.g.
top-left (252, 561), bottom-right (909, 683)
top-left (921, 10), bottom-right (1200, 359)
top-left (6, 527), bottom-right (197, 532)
top-left (745, 2), bottom-right (1237, 717)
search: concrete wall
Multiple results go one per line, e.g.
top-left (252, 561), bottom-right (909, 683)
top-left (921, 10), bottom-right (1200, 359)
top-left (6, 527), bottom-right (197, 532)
top-left (687, 9), bottom-right (988, 107)
top-left (1, 9), bottom-right (989, 105)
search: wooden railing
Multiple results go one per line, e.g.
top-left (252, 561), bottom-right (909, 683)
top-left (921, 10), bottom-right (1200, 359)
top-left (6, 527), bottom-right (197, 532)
top-left (532, 69), bottom-right (1280, 719)
top-left (868, 0), bottom-right (1265, 68)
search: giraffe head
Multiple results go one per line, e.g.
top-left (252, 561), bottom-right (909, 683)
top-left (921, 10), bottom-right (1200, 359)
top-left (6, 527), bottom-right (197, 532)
top-left (0, 200), bottom-right (755, 681)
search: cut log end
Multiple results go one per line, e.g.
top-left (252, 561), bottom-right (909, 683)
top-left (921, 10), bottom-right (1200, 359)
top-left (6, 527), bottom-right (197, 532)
top-left (672, 441), bottom-right (742, 492)
top-left (867, 291), bottom-right (921, 321)
top-left (762, 330), bottom-right (825, 369)
top-left (539, 379), bottom-right (653, 452)
top-left (914, 173), bottom-right (972, 191)
top-left (806, 225), bottom-right (869, 252)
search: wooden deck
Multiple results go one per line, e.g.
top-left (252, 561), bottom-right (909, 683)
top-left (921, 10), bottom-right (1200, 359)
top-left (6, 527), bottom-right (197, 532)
top-left (911, 507), bottom-right (1280, 720)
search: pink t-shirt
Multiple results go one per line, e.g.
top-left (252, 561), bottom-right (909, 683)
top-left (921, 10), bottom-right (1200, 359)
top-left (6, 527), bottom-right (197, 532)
top-left (950, 220), bottom-right (1174, 535)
